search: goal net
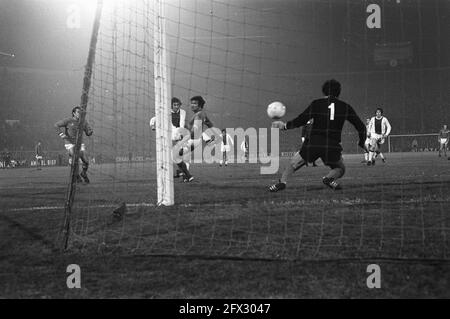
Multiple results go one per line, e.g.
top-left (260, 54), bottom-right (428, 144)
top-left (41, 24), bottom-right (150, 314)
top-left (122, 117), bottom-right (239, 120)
top-left (62, 0), bottom-right (450, 261)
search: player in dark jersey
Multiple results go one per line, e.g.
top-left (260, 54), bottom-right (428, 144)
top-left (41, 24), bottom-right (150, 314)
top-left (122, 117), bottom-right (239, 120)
top-left (438, 124), bottom-right (449, 158)
top-left (269, 79), bottom-right (366, 191)
top-left (175, 95), bottom-right (214, 182)
top-left (55, 106), bottom-right (93, 183)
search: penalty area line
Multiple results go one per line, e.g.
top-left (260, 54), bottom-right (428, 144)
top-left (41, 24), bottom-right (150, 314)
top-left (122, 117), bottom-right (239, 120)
top-left (6, 202), bottom-right (156, 213)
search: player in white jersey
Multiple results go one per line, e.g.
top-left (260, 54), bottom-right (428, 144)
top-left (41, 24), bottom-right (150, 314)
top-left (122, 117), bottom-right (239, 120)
top-left (362, 118), bottom-right (371, 163)
top-left (367, 108), bottom-right (391, 165)
top-left (149, 97), bottom-right (189, 177)
top-left (219, 129), bottom-right (234, 166)
top-left (438, 124), bottom-right (449, 158)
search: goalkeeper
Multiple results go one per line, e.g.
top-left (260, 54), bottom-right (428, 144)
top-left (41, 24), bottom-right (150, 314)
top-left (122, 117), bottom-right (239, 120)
top-left (55, 106), bottom-right (93, 183)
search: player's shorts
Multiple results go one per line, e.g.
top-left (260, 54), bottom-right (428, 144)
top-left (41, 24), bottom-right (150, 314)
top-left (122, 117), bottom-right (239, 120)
top-left (221, 144), bottom-right (231, 153)
top-left (439, 138), bottom-right (448, 145)
top-left (35, 155), bottom-right (43, 160)
top-left (367, 137), bottom-right (380, 152)
top-left (299, 135), bottom-right (342, 166)
top-left (371, 133), bottom-right (385, 145)
top-left (65, 143), bottom-right (86, 152)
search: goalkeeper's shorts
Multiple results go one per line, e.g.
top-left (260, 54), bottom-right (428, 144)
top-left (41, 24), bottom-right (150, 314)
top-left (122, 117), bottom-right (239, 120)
top-left (65, 143), bottom-right (86, 152)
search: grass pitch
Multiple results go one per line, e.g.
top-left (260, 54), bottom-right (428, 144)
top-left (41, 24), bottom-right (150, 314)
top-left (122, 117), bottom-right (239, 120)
top-left (1, 152), bottom-right (449, 298)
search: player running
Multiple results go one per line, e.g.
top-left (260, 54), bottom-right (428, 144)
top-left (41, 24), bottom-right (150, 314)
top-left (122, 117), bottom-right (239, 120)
top-left (367, 108), bottom-right (391, 165)
top-left (438, 124), bottom-right (449, 158)
top-left (55, 106), bottom-right (93, 183)
top-left (269, 79), bottom-right (366, 192)
top-left (176, 95), bottom-right (215, 182)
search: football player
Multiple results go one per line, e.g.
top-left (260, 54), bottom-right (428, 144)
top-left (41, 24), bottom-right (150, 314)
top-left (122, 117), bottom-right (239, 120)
top-left (55, 106), bottom-right (93, 183)
top-left (219, 128), bottom-right (234, 167)
top-left (367, 108), bottom-right (391, 165)
top-left (269, 79), bottom-right (366, 191)
top-left (438, 124), bottom-right (449, 158)
top-left (175, 95), bottom-right (215, 182)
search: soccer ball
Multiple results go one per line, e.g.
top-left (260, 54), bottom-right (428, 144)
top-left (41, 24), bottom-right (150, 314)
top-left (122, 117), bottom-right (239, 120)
top-left (267, 101), bottom-right (286, 119)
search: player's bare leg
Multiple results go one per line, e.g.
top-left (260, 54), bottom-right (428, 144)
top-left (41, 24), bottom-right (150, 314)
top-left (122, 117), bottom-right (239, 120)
top-left (67, 148), bottom-right (82, 183)
top-left (176, 138), bottom-right (201, 183)
top-left (220, 151), bottom-right (226, 166)
top-left (322, 160), bottom-right (345, 190)
top-left (362, 151), bottom-right (369, 163)
top-left (79, 151), bottom-right (90, 183)
top-left (36, 157), bottom-right (42, 170)
top-left (377, 151), bottom-right (386, 163)
top-left (440, 142), bottom-right (448, 157)
top-left (269, 152), bottom-right (306, 192)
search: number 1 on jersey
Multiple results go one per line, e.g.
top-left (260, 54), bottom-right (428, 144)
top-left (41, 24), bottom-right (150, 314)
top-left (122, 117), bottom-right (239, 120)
top-left (328, 103), bottom-right (335, 120)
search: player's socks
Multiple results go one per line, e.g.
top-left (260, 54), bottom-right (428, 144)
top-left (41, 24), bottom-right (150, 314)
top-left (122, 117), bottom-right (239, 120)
top-left (183, 176), bottom-right (194, 183)
top-left (177, 162), bottom-right (192, 181)
top-left (322, 177), bottom-right (342, 190)
top-left (174, 169), bottom-right (183, 178)
top-left (80, 170), bottom-right (90, 183)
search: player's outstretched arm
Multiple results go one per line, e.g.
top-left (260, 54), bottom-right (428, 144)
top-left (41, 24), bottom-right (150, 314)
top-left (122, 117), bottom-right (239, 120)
top-left (285, 104), bottom-right (312, 130)
top-left (347, 106), bottom-right (367, 150)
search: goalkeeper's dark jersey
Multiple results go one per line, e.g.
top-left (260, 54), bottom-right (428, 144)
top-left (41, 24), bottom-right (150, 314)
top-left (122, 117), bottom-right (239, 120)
top-left (286, 96), bottom-right (366, 146)
top-left (55, 117), bottom-right (93, 144)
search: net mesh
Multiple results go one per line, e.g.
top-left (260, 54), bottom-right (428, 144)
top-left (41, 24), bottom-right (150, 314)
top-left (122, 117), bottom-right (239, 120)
top-left (64, 0), bottom-right (450, 260)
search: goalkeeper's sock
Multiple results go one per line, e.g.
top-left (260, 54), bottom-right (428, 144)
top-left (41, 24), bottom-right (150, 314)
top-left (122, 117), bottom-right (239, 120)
top-left (177, 162), bottom-right (191, 178)
top-left (280, 165), bottom-right (295, 184)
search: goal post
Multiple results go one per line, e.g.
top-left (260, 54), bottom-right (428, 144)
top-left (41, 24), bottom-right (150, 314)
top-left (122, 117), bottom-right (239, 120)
top-left (154, 0), bottom-right (174, 206)
top-left (61, 0), bottom-right (104, 250)
top-left (388, 133), bottom-right (439, 153)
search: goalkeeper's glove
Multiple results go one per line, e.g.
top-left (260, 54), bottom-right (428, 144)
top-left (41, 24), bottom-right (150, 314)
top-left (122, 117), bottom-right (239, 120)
top-left (271, 121), bottom-right (287, 130)
top-left (59, 132), bottom-right (67, 139)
